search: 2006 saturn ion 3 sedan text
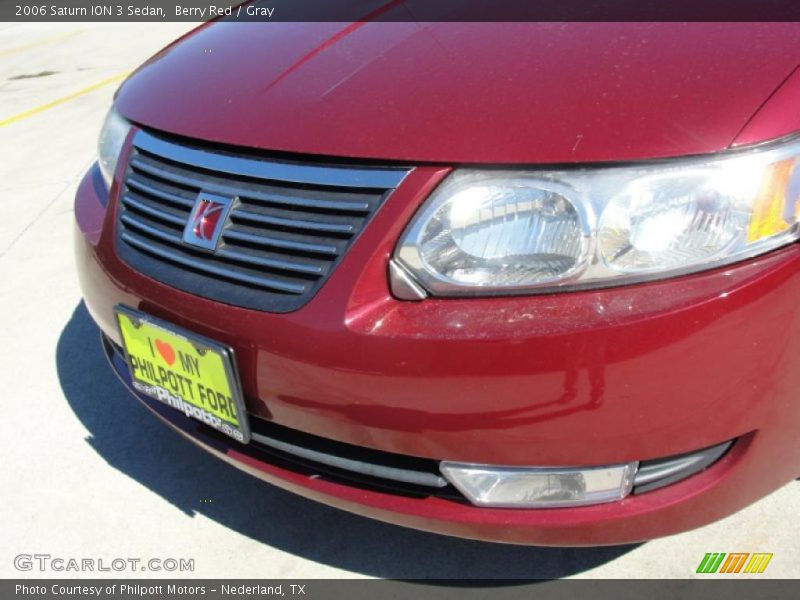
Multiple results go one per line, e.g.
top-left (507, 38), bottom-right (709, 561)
top-left (74, 20), bottom-right (800, 545)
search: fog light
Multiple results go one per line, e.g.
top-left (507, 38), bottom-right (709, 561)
top-left (440, 462), bottom-right (638, 508)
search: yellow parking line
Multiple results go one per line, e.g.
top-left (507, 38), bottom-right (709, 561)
top-left (0, 28), bottom-right (85, 57)
top-left (0, 71), bottom-right (130, 127)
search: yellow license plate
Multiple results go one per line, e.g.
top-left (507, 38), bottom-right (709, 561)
top-left (115, 305), bottom-right (250, 443)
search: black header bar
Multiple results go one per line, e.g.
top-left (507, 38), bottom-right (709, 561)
top-left (5, 0), bottom-right (800, 22)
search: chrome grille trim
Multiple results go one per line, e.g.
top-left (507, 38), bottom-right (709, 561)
top-left (633, 440), bottom-right (733, 494)
top-left (134, 130), bottom-right (409, 189)
top-left (116, 129), bottom-right (412, 312)
top-left (130, 155), bottom-right (380, 213)
top-left (250, 431), bottom-right (449, 489)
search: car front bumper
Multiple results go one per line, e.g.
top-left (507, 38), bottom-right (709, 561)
top-left (76, 162), bottom-right (800, 545)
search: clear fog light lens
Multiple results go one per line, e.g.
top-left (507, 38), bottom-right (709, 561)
top-left (440, 461), bottom-right (637, 508)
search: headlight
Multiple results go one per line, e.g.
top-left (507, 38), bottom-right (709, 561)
top-left (97, 108), bottom-right (131, 188)
top-left (394, 138), bottom-right (800, 297)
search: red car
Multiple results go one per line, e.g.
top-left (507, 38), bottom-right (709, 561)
top-left (75, 21), bottom-right (800, 545)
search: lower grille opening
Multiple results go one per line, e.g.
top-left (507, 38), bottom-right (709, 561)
top-left (231, 416), bottom-right (465, 501)
top-left (195, 415), bottom-right (467, 503)
top-left (633, 440), bottom-right (735, 494)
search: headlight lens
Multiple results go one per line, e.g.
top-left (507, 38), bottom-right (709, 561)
top-left (97, 108), bottom-right (131, 188)
top-left (401, 174), bottom-right (591, 289)
top-left (394, 139), bottom-right (800, 296)
top-left (597, 171), bottom-right (748, 273)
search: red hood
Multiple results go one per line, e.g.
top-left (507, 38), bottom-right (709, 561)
top-left (116, 22), bottom-right (800, 164)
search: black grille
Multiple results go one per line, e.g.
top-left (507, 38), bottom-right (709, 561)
top-left (116, 130), bottom-right (410, 312)
top-left (247, 416), bottom-right (464, 500)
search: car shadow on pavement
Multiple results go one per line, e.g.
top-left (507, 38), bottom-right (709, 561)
top-left (57, 302), bottom-right (639, 580)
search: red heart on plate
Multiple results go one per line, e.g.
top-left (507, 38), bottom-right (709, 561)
top-left (155, 339), bottom-right (176, 366)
